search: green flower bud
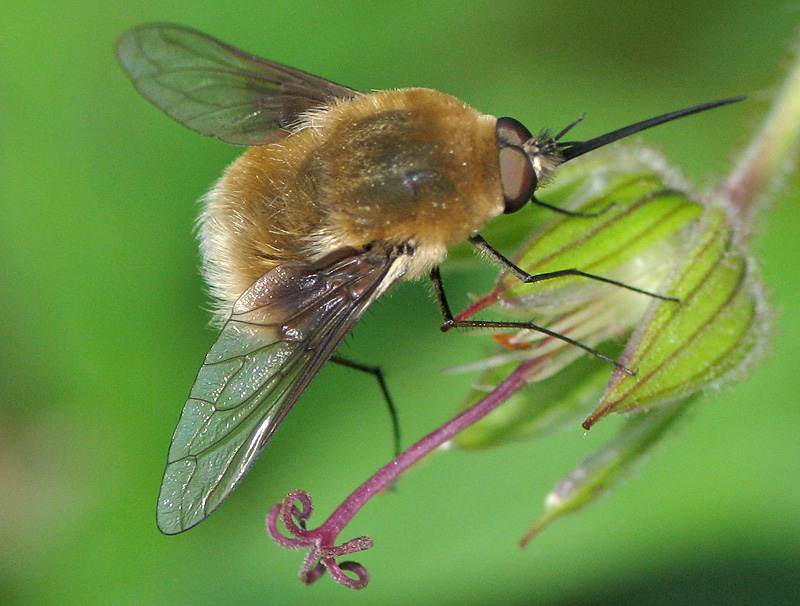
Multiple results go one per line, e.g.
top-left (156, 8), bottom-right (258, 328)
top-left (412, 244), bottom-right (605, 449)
top-left (445, 40), bottom-right (800, 541)
top-left (452, 144), bottom-right (765, 445)
top-left (586, 205), bottom-right (766, 427)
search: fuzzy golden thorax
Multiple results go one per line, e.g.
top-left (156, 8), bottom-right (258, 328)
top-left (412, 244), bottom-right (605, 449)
top-left (200, 88), bottom-right (504, 311)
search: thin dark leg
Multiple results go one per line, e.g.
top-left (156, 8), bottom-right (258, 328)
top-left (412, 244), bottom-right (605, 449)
top-left (468, 234), bottom-right (678, 302)
top-left (331, 355), bottom-right (401, 456)
top-left (530, 194), bottom-right (614, 218)
top-left (429, 266), bottom-right (635, 376)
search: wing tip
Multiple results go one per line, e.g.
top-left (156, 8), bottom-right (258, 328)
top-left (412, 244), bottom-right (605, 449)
top-left (156, 501), bottom-right (206, 535)
top-left (156, 518), bottom-right (185, 536)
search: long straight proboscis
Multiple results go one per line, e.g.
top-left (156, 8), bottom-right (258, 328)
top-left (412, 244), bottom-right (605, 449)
top-left (557, 96), bottom-right (745, 163)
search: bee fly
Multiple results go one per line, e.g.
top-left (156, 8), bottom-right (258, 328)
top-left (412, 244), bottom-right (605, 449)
top-left (117, 23), bottom-right (742, 534)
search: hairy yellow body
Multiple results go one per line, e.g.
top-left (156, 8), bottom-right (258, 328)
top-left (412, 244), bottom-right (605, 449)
top-left (200, 88), bottom-right (503, 313)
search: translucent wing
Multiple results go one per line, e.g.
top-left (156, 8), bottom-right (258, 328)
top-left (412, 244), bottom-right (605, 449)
top-left (157, 249), bottom-right (406, 534)
top-left (116, 23), bottom-right (359, 145)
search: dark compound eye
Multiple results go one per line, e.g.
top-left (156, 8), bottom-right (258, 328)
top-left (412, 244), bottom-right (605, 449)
top-left (498, 145), bottom-right (537, 213)
top-left (496, 116), bottom-right (533, 148)
top-left (497, 117), bottom-right (536, 214)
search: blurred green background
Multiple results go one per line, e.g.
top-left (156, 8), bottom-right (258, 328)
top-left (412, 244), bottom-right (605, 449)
top-left (2, 1), bottom-right (799, 604)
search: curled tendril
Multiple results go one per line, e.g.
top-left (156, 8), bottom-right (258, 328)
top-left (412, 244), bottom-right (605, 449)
top-left (266, 490), bottom-right (374, 590)
top-left (266, 364), bottom-right (535, 588)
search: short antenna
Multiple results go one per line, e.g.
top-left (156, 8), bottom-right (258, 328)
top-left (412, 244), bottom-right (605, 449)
top-left (557, 96), bottom-right (745, 162)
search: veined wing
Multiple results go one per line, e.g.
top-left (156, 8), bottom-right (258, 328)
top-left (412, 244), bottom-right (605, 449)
top-left (117, 23), bottom-right (359, 145)
top-left (157, 248), bottom-right (407, 534)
